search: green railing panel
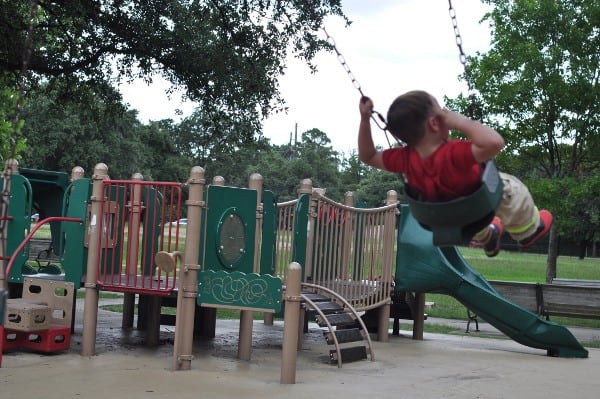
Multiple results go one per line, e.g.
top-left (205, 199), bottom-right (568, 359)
top-left (61, 178), bottom-right (91, 285)
top-left (197, 270), bottom-right (282, 313)
top-left (203, 185), bottom-right (257, 274)
top-left (259, 189), bottom-right (277, 275)
top-left (3, 174), bottom-right (32, 283)
top-left (291, 194), bottom-right (310, 280)
top-left (20, 168), bottom-right (70, 255)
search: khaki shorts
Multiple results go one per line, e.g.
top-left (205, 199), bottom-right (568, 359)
top-left (474, 172), bottom-right (540, 242)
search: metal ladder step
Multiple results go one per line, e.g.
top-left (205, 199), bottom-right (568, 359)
top-left (312, 301), bottom-right (343, 314)
top-left (329, 346), bottom-right (368, 364)
top-left (316, 312), bottom-right (355, 327)
top-left (301, 292), bottom-right (331, 302)
top-left (324, 328), bottom-right (364, 344)
top-left (300, 285), bottom-right (373, 368)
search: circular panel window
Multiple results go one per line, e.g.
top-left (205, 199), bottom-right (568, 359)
top-left (217, 208), bottom-right (246, 269)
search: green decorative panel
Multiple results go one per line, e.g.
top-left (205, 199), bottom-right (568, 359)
top-left (2, 174), bottom-right (32, 283)
top-left (291, 194), bottom-right (310, 280)
top-left (259, 190), bottom-right (277, 275)
top-left (61, 178), bottom-right (91, 285)
top-left (20, 168), bottom-right (70, 255)
top-left (203, 186), bottom-right (257, 274)
top-left (197, 270), bottom-right (282, 313)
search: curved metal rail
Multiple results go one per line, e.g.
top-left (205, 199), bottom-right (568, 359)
top-left (3, 216), bottom-right (83, 283)
top-left (301, 282), bottom-right (375, 368)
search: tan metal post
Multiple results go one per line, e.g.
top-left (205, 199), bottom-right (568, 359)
top-left (413, 293), bottom-right (425, 340)
top-left (238, 173), bottom-right (263, 360)
top-left (122, 173), bottom-right (143, 330)
top-left (249, 173), bottom-right (263, 274)
top-left (81, 163), bottom-right (109, 356)
top-left (68, 166), bottom-right (85, 328)
top-left (0, 159), bottom-right (18, 290)
top-left (305, 188), bottom-right (323, 283)
top-left (263, 310), bottom-right (274, 326)
top-left (297, 178), bottom-right (313, 281)
top-left (297, 179), bottom-right (313, 282)
top-left (70, 166), bottom-right (85, 181)
top-left (340, 191), bottom-right (354, 280)
top-left (377, 190), bottom-right (398, 342)
top-left (172, 166), bottom-right (205, 370)
top-left (297, 303), bottom-right (305, 351)
top-left (295, 178), bottom-right (312, 348)
top-left (237, 309), bottom-right (253, 361)
top-left (280, 262), bottom-right (302, 384)
top-left (249, 172), bottom-right (273, 327)
top-left (298, 179), bottom-right (312, 196)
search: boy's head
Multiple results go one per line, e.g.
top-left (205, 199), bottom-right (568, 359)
top-left (386, 90), bottom-right (438, 146)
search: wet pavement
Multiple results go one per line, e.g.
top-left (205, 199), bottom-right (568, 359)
top-left (2, 298), bottom-right (599, 399)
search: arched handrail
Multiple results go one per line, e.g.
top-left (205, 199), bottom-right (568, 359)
top-left (3, 216), bottom-right (83, 281)
top-left (300, 282), bottom-right (375, 367)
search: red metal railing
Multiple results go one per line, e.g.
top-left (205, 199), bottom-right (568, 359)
top-left (94, 180), bottom-right (183, 295)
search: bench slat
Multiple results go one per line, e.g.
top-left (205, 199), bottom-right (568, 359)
top-left (551, 278), bottom-right (600, 288)
top-left (489, 280), bottom-right (600, 320)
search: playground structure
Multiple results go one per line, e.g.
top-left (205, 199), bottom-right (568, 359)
top-left (0, 160), bottom-right (589, 377)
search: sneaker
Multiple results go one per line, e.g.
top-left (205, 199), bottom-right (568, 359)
top-left (518, 210), bottom-right (553, 248)
top-left (483, 217), bottom-right (504, 257)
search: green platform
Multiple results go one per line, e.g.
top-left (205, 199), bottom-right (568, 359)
top-left (394, 205), bottom-right (588, 358)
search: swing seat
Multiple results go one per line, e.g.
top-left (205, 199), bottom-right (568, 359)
top-left (405, 160), bottom-right (504, 247)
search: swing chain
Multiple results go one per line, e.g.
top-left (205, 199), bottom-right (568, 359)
top-left (323, 28), bottom-right (390, 135)
top-left (448, 0), bottom-right (482, 121)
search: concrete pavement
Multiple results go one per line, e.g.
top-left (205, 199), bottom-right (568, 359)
top-left (1, 300), bottom-right (599, 399)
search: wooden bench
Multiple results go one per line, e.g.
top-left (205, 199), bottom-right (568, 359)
top-left (488, 280), bottom-right (543, 314)
top-left (27, 238), bottom-right (61, 263)
top-left (488, 279), bottom-right (600, 321)
top-left (22, 238), bottom-right (62, 275)
top-left (544, 279), bottom-right (600, 319)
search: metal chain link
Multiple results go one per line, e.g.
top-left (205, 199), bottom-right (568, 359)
top-left (323, 28), bottom-right (394, 143)
top-left (448, 0), bottom-right (482, 121)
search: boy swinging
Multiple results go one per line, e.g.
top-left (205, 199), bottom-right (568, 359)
top-left (358, 91), bottom-right (552, 256)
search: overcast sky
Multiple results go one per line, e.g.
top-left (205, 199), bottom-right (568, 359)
top-left (119, 0), bottom-right (493, 154)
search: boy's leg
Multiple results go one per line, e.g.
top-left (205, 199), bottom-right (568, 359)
top-left (517, 210), bottom-right (553, 248)
top-left (494, 173), bottom-right (552, 247)
top-left (473, 217), bottom-right (504, 257)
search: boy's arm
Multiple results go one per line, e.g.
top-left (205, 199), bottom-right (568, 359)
top-left (358, 97), bottom-right (386, 170)
top-left (441, 109), bottom-right (505, 163)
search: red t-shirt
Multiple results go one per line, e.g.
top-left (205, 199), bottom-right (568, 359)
top-left (382, 140), bottom-right (482, 202)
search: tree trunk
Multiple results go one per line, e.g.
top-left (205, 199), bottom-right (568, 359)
top-left (578, 241), bottom-right (588, 260)
top-left (546, 224), bottom-right (559, 283)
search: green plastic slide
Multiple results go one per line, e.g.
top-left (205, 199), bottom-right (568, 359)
top-left (394, 205), bottom-right (588, 358)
